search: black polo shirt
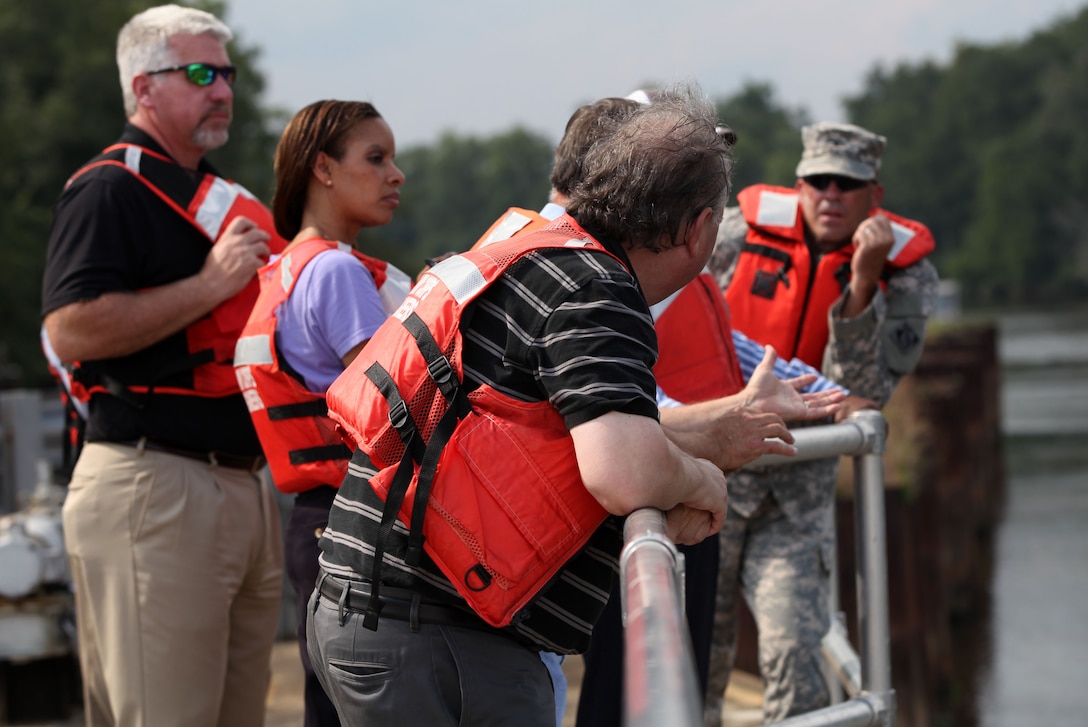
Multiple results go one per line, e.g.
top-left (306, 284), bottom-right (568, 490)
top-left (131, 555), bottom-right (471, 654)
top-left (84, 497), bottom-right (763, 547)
top-left (41, 124), bottom-right (262, 454)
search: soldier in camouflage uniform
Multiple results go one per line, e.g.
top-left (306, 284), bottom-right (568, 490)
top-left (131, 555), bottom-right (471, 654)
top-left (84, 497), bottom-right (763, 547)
top-left (703, 122), bottom-right (939, 725)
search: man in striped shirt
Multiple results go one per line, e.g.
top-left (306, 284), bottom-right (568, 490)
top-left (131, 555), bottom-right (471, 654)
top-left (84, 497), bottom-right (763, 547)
top-left (308, 86), bottom-right (733, 726)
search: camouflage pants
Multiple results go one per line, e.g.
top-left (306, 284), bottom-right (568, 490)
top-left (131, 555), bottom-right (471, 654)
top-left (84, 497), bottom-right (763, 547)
top-left (703, 494), bottom-right (834, 725)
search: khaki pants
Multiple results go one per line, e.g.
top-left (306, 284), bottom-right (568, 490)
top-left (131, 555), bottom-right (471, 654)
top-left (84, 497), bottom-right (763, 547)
top-left (63, 442), bottom-right (283, 727)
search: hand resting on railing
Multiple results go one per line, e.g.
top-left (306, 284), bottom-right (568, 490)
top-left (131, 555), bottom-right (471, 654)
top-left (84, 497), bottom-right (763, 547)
top-left (660, 347), bottom-right (845, 472)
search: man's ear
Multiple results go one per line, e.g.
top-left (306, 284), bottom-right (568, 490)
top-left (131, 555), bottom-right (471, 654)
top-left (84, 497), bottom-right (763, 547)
top-left (871, 182), bottom-right (885, 210)
top-left (133, 74), bottom-right (154, 109)
top-left (684, 206), bottom-right (716, 257)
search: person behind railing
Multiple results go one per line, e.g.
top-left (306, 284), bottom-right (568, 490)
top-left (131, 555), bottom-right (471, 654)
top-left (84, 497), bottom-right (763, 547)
top-left (39, 5), bottom-right (287, 725)
top-left (704, 122), bottom-right (939, 724)
top-left (306, 84), bottom-right (734, 727)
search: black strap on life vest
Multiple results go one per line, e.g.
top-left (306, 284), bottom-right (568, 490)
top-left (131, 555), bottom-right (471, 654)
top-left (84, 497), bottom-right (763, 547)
top-left (58, 388), bottom-right (86, 480)
top-left (357, 311), bottom-right (473, 630)
top-left (95, 348), bottom-right (218, 412)
top-left (359, 357), bottom-right (427, 630)
top-left (265, 399), bottom-right (352, 465)
top-left (741, 242), bottom-right (794, 287)
top-left (267, 399), bottom-right (328, 419)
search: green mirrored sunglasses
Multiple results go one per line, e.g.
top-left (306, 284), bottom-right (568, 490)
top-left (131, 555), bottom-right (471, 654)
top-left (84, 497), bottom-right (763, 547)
top-left (147, 63), bottom-right (236, 87)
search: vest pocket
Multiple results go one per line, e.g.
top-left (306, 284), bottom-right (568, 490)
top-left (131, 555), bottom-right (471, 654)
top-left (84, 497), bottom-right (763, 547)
top-left (422, 398), bottom-right (606, 626)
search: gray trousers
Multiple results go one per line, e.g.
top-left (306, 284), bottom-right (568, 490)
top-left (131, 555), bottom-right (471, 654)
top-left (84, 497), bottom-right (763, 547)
top-left (307, 582), bottom-right (554, 727)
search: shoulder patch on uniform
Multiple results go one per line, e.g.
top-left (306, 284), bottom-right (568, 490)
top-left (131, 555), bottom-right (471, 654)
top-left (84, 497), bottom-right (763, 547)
top-left (890, 322), bottom-right (920, 353)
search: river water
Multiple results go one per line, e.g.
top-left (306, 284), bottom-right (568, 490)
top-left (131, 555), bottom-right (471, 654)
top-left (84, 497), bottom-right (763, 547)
top-left (974, 306), bottom-right (1088, 726)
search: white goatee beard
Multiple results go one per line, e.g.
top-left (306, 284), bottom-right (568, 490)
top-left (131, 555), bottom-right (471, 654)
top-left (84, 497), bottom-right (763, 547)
top-left (193, 125), bottom-right (229, 152)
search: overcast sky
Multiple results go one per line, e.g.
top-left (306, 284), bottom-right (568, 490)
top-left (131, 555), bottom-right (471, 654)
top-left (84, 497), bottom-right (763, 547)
top-left (224, 0), bottom-right (1085, 149)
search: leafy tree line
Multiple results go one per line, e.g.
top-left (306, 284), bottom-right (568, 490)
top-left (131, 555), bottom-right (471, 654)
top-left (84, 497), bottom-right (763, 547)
top-left (843, 7), bottom-right (1088, 306)
top-left (2, 0), bottom-right (1085, 388)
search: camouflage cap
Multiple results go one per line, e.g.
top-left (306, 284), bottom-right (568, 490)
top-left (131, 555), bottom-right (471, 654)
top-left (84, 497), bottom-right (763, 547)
top-left (795, 122), bottom-right (887, 180)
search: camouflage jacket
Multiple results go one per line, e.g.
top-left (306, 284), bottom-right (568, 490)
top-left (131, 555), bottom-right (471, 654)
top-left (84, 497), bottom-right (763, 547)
top-left (710, 208), bottom-right (939, 522)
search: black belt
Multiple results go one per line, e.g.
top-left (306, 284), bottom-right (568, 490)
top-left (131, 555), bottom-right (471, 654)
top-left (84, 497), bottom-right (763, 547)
top-left (117, 438), bottom-right (266, 471)
top-left (317, 575), bottom-right (492, 632)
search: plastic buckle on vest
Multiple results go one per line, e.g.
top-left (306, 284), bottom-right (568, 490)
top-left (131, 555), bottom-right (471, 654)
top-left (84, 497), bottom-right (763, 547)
top-left (388, 400), bottom-right (410, 432)
top-left (426, 355), bottom-right (458, 399)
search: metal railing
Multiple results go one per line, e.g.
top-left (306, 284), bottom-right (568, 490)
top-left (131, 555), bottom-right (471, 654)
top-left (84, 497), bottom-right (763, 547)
top-left (620, 409), bottom-right (895, 727)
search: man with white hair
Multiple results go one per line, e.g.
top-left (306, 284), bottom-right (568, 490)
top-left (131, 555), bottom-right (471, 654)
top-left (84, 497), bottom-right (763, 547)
top-left (41, 5), bottom-right (286, 725)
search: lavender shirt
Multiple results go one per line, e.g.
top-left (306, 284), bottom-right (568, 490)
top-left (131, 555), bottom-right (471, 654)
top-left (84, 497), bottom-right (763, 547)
top-left (276, 248), bottom-right (388, 393)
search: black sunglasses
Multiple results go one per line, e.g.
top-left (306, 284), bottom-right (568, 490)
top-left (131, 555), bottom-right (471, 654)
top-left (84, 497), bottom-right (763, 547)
top-left (802, 174), bottom-right (871, 192)
top-left (147, 63), bottom-right (237, 87)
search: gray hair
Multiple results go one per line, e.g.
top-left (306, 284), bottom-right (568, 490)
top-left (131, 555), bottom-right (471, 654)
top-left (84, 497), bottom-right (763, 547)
top-left (567, 83), bottom-right (734, 253)
top-left (116, 4), bottom-right (232, 117)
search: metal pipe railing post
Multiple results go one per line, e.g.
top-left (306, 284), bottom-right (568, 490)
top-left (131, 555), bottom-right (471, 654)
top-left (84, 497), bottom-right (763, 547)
top-left (620, 508), bottom-right (701, 727)
top-left (621, 413), bottom-right (895, 727)
top-left (851, 410), bottom-right (892, 695)
top-left (741, 412), bottom-right (895, 727)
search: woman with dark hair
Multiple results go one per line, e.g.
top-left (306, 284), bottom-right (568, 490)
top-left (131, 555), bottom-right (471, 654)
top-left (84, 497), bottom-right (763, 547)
top-left (234, 99), bottom-right (410, 727)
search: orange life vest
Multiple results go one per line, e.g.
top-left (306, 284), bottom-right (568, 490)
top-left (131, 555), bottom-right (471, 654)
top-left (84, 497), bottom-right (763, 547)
top-left (233, 238), bottom-right (410, 494)
top-left (56, 143), bottom-right (287, 406)
top-left (651, 271), bottom-right (745, 403)
top-left (726, 184), bottom-right (934, 368)
top-left (326, 216), bottom-right (619, 628)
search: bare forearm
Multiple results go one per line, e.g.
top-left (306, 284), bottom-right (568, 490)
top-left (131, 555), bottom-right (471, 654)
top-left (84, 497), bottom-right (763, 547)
top-left (572, 412), bottom-right (722, 515)
top-left (44, 275), bottom-right (224, 362)
top-left (840, 279), bottom-right (878, 320)
top-left (660, 394), bottom-right (746, 431)
top-left (660, 397), bottom-right (746, 466)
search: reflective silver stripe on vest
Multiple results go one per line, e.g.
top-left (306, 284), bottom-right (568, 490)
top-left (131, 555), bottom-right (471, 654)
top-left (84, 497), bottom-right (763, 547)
top-left (428, 255), bottom-right (488, 306)
top-left (755, 190), bottom-right (799, 228)
top-left (195, 176), bottom-right (240, 240)
top-left (482, 210), bottom-right (534, 246)
top-left (888, 221), bottom-right (916, 263)
top-left (430, 238), bottom-right (598, 306)
top-left (279, 251), bottom-right (296, 294)
top-left (124, 145), bottom-right (143, 173)
top-left (234, 334), bottom-right (275, 366)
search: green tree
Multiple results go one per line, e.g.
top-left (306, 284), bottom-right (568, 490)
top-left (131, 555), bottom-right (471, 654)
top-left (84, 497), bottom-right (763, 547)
top-left (845, 7), bottom-right (1088, 306)
top-left (0, 0), bottom-right (278, 387)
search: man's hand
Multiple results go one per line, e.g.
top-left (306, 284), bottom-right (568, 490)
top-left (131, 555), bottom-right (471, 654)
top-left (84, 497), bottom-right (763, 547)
top-left (663, 402), bottom-right (796, 473)
top-left (664, 457), bottom-right (729, 545)
top-left (199, 216), bottom-right (271, 303)
top-left (844, 214), bottom-right (894, 317)
top-left (833, 394), bottom-right (880, 423)
top-left (742, 347), bottom-right (844, 422)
